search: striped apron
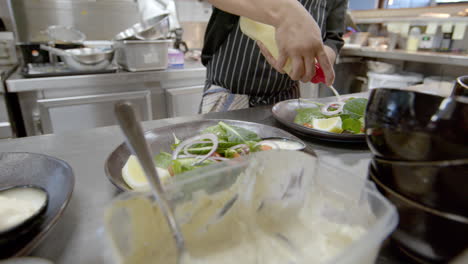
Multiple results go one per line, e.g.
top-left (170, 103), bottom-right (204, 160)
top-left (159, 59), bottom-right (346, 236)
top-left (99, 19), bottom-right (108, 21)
top-left (201, 0), bottom-right (330, 113)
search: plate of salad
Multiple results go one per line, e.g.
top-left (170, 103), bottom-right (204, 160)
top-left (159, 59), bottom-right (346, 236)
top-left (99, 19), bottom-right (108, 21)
top-left (105, 119), bottom-right (306, 191)
top-left (272, 93), bottom-right (369, 142)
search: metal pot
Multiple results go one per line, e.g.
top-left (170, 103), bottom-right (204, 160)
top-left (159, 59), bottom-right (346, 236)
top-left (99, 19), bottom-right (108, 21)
top-left (40, 45), bottom-right (114, 71)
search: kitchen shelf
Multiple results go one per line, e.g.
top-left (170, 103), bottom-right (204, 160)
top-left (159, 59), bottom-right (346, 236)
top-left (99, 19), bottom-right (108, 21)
top-left (355, 16), bottom-right (468, 24)
top-left (340, 47), bottom-right (468, 67)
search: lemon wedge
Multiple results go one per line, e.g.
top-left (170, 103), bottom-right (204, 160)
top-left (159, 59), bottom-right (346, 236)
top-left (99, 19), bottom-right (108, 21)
top-left (312, 117), bottom-right (343, 133)
top-left (122, 155), bottom-right (171, 190)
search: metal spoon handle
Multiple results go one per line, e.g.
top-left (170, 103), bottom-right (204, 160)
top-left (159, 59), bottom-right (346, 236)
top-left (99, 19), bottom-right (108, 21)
top-left (114, 101), bottom-right (185, 247)
top-left (39, 44), bottom-right (69, 57)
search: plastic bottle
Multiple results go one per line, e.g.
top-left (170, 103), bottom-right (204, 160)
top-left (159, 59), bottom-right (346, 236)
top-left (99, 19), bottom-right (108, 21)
top-left (239, 17), bottom-right (325, 84)
top-left (407, 27), bottom-right (421, 52)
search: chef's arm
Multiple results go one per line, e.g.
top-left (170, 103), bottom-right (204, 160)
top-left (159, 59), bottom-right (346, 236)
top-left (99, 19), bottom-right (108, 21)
top-left (323, 0), bottom-right (347, 64)
top-left (207, 0), bottom-right (335, 85)
top-left (207, 0), bottom-right (303, 27)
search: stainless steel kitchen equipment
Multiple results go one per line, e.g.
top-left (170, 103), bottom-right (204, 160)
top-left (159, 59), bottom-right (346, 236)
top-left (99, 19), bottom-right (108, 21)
top-left (115, 40), bottom-right (171, 72)
top-left (40, 45), bottom-right (114, 65)
top-left (0, 65), bottom-right (17, 139)
top-left (42, 25), bottom-right (86, 44)
top-left (114, 13), bottom-right (170, 41)
top-left (40, 45), bottom-right (114, 71)
top-left (8, 0), bottom-right (141, 42)
top-left (135, 14), bottom-right (170, 40)
top-left (0, 32), bottom-right (17, 65)
top-left (6, 61), bottom-right (206, 136)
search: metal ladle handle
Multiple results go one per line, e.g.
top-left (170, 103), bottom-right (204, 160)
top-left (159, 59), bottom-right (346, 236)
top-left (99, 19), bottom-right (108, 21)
top-left (39, 44), bottom-right (69, 57)
top-left (114, 101), bottom-right (185, 250)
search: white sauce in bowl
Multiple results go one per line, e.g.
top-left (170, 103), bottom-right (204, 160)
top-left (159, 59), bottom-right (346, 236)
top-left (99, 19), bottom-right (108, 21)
top-left (0, 187), bottom-right (47, 232)
top-left (261, 138), bottom-right (305, 151)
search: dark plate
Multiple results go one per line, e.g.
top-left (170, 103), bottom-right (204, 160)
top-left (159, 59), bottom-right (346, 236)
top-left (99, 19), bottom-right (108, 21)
top-left (0, 153), bottom-right (75, 259)
top-left (105, 119), bottom-right (305, 191)
top-left (369, 167), bottom-right (468, 263)
top-left (272, 93), bottom-right (368, 143)
top-left (371, 157), bottom-right (468, 217)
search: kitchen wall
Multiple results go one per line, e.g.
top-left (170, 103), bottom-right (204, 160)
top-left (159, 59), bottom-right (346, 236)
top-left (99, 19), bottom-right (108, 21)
top-left (9, 0), bottom-right (141, 41)
top-left (0, 0), bottom-right (15, 32)
top-left (3, 0), bottom-right (212, 48)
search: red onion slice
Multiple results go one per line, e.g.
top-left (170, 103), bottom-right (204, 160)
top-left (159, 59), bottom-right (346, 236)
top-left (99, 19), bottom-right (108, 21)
top-left (320, 101), bottom-right (345, 116)
top-left (172, 134), bottom-right (218, 165)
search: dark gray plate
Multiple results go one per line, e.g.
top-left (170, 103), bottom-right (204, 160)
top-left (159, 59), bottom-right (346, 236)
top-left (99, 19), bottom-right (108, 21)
top-left (272, 93), bottom-right (368, 142)
top-left (0, 152), bottom-right (74, 258)
top-left (105, 119), bottom-right (305, 191)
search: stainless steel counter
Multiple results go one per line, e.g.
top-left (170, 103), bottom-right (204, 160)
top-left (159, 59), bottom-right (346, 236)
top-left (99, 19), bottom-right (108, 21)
top-left (0, 64), bottom-right (18, 138)
top-left (341, 47), bottom-right (468, 67)
top-left (0, 101), bottom-right (411, 263)
top-left (6, 61), bottom-right (206, 93)
top-left (0, 65), bottom-right (18, 93)
top-left (5, 61), bottom-right (207, 137)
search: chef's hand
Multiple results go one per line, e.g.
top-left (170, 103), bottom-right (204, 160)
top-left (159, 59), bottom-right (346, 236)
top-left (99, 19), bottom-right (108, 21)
top-left (270, 6), bottom-right (334, 86)
top-left (257, 40), bottom-right (336, 85)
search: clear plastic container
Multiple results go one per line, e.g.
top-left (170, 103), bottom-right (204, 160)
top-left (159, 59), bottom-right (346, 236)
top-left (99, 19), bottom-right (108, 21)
top-left (367, 71), bottom-right (423, 90)
top-left (104, 151), bottom-right (398, 264)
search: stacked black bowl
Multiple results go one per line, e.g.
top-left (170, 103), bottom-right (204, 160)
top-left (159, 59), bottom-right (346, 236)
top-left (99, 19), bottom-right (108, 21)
top-left (365, 76), bottom-right (468, 263)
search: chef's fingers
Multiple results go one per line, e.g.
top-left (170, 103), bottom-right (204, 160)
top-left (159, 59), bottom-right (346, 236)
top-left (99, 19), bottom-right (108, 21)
top-left (276, 50), bottom-right (287, 74)
top-left (289, 56), bottom-right (304, 81)
top-left (301, 56), bottom-right (316, 83)
top-left (257, 41), bottom-right (283, 73)
top-left (316, 50), bottom-right (335, 86)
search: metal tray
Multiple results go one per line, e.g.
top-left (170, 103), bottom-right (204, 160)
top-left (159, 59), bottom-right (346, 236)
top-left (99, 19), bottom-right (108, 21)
top-left (114, 40), bottom-right (171, 72)
top-left (0, 152), bottom-right (74, 258)
top-left (272, 92), bottom-right (368, 143)
top-left (105, 119), bottom-right (304, 191)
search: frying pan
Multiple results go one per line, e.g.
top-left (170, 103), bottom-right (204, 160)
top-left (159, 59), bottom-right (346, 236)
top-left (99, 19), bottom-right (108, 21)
top-left (40, 45), bottom-right (114, 71)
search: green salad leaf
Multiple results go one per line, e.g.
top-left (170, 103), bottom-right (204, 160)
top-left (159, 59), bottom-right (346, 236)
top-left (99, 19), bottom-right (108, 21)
top-left (154, 152), bottom-right (173, 169)
top-left (171, 158), bottom-right (214, 175)
top-left (342, 118), bottom-right (362, 134)
top-left (202, 124), bottom-right (228, 141)
top-left (294, 107), bottom-right (327, 125)
top-left (218, 121), bottom-right (261, 143)
top-left (202, 122), bottom-right (261, 144)
top-left (342, 98), bottom-right (367, 119)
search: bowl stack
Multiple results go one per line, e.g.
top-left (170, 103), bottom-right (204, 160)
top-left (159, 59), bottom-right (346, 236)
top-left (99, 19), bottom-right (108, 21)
top-left (365, 85), bottom-right (468, 263)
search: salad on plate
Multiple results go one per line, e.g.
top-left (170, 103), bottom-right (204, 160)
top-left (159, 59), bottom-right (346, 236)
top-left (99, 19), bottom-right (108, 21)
top-left (122, 121), bottom-right (290, 190)
top-left (294, 98), bottom-right (368, 134)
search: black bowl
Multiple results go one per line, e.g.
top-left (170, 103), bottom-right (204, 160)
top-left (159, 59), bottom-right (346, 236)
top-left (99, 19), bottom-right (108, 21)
top-left (452, 75), bottom-right (468, 97)
top-left (370, 168), bottom-right (468, 263)
top-left (371, 157), bottom-right (468, 217)
top-left (365, 88), bottom-right (468, 161)
top-left (0, 186), bottom-right (49, 248)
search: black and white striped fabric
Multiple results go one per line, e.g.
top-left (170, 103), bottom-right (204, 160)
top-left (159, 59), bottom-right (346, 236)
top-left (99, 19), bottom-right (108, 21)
top-left (204, 0), bottom-right (331, 108)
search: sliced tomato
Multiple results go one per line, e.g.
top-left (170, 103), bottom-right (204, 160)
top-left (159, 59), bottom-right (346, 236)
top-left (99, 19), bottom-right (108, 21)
top-left (168, 165), bottom-right (175, 177)
top-left (211, 152), bottom-right (222, 158)
top-left (260, 145), bottom-right (273, 151)
top-left (303, 123), bottom-right (313, 128)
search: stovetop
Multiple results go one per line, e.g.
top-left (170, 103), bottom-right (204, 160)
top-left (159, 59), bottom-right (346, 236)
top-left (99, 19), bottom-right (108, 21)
top-left (21, 63), bottom-right (118, 78)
